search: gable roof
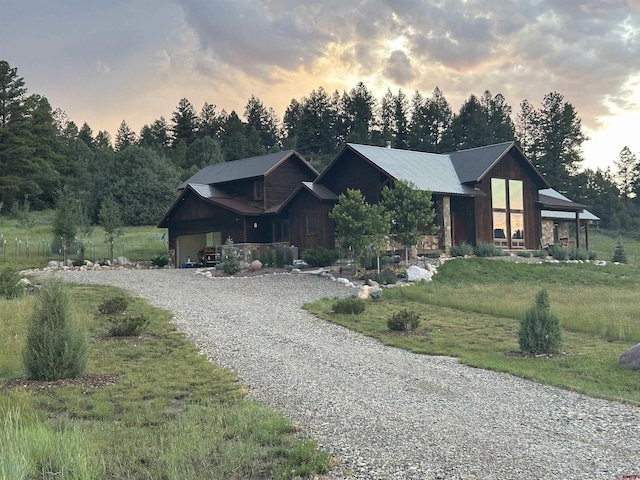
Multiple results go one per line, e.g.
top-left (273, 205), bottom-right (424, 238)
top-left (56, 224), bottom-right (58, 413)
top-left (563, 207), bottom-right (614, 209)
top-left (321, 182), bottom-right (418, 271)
top-left (335, 143), bottom-right (482, 196)
top-left (539, 188), bottom-right (599, 221)
top-left (177, 150), bottom-right (316, 189)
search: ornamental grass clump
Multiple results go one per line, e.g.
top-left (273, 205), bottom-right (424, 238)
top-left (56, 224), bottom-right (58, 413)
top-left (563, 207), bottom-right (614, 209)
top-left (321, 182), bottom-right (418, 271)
top-left (98, 296), bottom-right (128, 315)
top-left (548, 245), bottom-right (569, 261)
top-left (387, 309), bottom-right (420, 332)
top-left (332, 297), bottom-right (366, 315)
top-left (518, 289), bottom-right (562, 355)
top-left (107, 313), bottom-right (150, 337)
top-left (474, 242), bottom-right (502, 257)
top-left (22, 277), bottom-right (88, 380)
top-left (450, 242), bottom-right (474, 257)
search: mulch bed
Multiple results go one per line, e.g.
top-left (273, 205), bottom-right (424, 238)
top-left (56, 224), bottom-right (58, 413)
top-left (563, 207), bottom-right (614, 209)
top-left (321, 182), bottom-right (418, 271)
top-left (2, 373), bottom-right (120, 391)
top-left (504, 351), bottom-right (582, 359)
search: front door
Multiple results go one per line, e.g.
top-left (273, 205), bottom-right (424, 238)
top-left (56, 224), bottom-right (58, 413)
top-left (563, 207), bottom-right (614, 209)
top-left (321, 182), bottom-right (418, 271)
top-left (451, 197), bottom-right (476, 245)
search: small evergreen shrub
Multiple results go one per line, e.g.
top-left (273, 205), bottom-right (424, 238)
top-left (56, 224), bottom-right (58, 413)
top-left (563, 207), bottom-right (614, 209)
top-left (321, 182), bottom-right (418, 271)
top-left (302, 247), bottom-right (339, 267)
top-left (0, 266), bottom-right (24, 299)
top-left (332, 297), bottom-right (366, 315)
top-left (518, 289), bottom-right (563, 354)
top-left (548, 245), bottom-right (569, 261)
top-left (370, 289), bottom-right (382, 300)
top-left (612, 238), bottom-right (627, 263)
top-left (587, 251), bottom-right (597, 261)
top-left (98, 296), bottom-right (128, 315)
top-left (450, 242), bottom-right (474, 257)
top-left (220, 236), bottom-right (241, 275)
top-left (22, 277), bottom-right (88, 380)
top-left (108, 313), bottom-right (150, 336)
top-left (474, 242), bottom-right (502, 257)
top-left (517, 251), bottom-right (531, 258)
top-left (387, 309), bottom-right (421, 331)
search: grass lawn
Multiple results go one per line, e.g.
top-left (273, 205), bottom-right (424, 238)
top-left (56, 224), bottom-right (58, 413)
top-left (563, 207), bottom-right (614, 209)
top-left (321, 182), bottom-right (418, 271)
top-left (305, 258), bottom-right (640, 405)
top-left (0, 210), bottom-right (168, 268)
top-left (1, 284), bottom-right (329, 479)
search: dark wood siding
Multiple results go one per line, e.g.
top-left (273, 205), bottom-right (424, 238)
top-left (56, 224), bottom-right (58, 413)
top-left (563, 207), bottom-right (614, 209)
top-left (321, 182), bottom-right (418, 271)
top-left (265, 159), bottom-right (317, 209)
top-left (320, 150), bottom-right (388, 204)
top-left (474, 151), bottom-right (541, 248)
top-left (287, 190), bottom-right (335, 252)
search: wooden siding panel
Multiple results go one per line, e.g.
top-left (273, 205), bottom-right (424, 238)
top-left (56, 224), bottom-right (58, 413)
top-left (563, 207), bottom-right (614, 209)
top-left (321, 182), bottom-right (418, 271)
top-left (265, 159), bottom-right (317, 208)
top-left (321, 150), bottom-right (386, 203)
top-left (287, 190), bottom-right (335, 252)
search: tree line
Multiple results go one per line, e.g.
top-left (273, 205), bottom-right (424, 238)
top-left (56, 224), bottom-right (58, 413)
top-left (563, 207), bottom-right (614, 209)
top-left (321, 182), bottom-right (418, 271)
top-left (1, 59), bottom-right (639, 235)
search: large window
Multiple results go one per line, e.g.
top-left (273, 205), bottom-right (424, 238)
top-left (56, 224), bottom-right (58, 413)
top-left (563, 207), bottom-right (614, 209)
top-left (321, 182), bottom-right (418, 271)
top-left (492, 179), bottom-right (525, 248)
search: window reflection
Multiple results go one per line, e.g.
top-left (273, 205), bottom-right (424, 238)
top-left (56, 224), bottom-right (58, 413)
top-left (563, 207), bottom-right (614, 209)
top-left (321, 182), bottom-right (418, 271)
top-left (491, 178), bottom-right (506, 209)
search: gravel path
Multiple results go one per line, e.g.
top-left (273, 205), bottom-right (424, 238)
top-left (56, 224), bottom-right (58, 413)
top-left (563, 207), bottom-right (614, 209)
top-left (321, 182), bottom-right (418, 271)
top-left (56, 269), bottom-right (639, 479)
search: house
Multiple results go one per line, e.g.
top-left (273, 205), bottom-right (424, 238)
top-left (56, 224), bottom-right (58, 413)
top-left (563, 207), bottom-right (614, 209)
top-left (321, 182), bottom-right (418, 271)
top-left (158, 150), bottom-right (318, 266)
top-left (159, 142), bottom-right (597, 267)
top-left (539, 188), bottom-right (599, 248)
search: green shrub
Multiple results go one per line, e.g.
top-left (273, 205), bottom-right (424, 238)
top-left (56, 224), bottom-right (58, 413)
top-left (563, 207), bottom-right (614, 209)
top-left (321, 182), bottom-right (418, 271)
top-left (152, 254), bottom-right (168, 267)
top-left (220, 237), bottom-right (241, 275)
top-left (587, 250), bottom-right (597, 261)
top-left (387, 309), bottom-right (421, 331)
top-left (22, 277), bottom-right (88, 380)
top-left (548, 244), bottom-right (569, 261)
top-left (0, 266), bottom-right (24, 299)
top-left (375, 268), bottom-right (397, 285)
top-left (302, 248), bottom-right (339, 267)
top-left (450, 242), bottom-right (474, 257)
top-left (474, 242), bottom-right (501, 257)
top-left (518, 289), bottom-right (562, 354)
top-left (533, 249), bottom-right (547, 258)
top-left (517, 251), bottom-right (531, 258)
top-left (569, 248), bottom-right (589, 261)
top-left (612, 238), bottom-right (627, 263)
top-left (107, 313), bottom-right (150, 337)
top-left (332, 297), bottom-right (366, 315)
top-left (97, 296), bottom-right (128, 315)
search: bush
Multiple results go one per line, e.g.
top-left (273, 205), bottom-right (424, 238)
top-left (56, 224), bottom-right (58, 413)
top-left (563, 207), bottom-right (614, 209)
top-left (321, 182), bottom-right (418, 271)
top-left (302, 248), bottom-right (339, 267)
top-left (387, 309), bottom-right (421, 331)
top-left (375, 268), bottom-right (397, 285)
top-left (517, 251), bottom-right (531, 258)
top-left (0, 266), bottom-right (24, 299)
top-left (22, 277), bottom-right (88, 380)
top-left (98, 296), bottom-right (128, 315)
top-left (518, 289), bottom-right (563, 354)
top-left (474, 242), bottom-right (502, 257)
top-left (107, 313), bottom-right (150, 336)
top-left (152, 254), bottom-right (168, 267)
top-left (588, 250), bottom-right (597, 261)
top-left (612, 238), bottom-right (627, 263)
top-left (220, 237), bottom-right (241, 275)
top-left (569, 248), bottom-right (589, 261)
top-left (450, 242), bottom-right (474, 257)
top-left (548, 245), bottom-right (569, 261)
top-left (533, 249), bottom-right (547, 258)
top-left (332, 297), bottom-right (366, 315)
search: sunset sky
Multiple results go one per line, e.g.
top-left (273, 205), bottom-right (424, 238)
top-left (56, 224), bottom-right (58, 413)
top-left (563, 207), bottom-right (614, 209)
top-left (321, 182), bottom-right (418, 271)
top-left (2, 0), bottom-right (639, 170)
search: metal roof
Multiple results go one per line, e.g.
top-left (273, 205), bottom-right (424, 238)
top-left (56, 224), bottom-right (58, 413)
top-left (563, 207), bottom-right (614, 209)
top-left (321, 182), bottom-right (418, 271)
top-left (178, 150), bottom-right (299, 189)
top-left (448, 142), bottom-right (514, 183)
top-left (539, 188), bottom-right (599, 221)
top-left (188, 184), bottom-right (229, 199)
top-left (301, 181), bottom-right (338, 201)
top-left (346, 143), bottom-right (480, 196)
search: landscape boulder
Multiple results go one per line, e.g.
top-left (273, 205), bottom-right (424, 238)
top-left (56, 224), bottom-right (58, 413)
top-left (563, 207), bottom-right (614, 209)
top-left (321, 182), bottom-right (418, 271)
top-left (47, 260), bottom-right (59, 268)
top-left (358, 284), bottom-right (381, 299)
top-left (619, 343), bottom-right (640, 369)
top-left (250, 259), bottom-right (263, 271)
top-left (406, 265), bottom-right (433, 282)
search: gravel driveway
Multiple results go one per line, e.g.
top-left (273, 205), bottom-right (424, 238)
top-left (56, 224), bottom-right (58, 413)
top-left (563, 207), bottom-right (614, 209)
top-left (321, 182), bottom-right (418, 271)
top-left (57, 269), bottom-right (639, 479)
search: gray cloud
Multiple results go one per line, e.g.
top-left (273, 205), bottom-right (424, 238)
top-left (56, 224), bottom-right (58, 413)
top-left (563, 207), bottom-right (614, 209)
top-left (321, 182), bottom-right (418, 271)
top-left (384, 50), bottom-right (416, 84)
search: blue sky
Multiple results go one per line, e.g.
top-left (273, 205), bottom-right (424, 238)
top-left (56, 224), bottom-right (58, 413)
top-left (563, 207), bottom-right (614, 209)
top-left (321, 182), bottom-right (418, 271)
top-left (2, 0), bottom-right (639, 170)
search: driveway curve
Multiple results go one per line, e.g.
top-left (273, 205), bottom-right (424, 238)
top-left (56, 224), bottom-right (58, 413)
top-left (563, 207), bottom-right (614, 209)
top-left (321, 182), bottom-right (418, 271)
top-left (57, 269), bottom-right (639, 479)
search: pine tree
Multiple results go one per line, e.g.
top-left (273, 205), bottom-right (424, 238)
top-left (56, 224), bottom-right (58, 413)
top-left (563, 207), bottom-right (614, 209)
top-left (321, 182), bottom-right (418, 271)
top-left (612, 238), bottom-right (627, 263)
top-left (518, 289), bottom-right (563, 354)
top-left (220, 236), bottom-right (240, 275)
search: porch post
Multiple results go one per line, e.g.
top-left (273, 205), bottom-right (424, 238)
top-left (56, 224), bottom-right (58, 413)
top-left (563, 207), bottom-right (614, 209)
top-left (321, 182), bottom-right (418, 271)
top-left (443, 196), bottom-right (452, 255)
top-left (585, 221), bottom-right (590, 251)
top-left (575, 212), bottom-right (581, 249)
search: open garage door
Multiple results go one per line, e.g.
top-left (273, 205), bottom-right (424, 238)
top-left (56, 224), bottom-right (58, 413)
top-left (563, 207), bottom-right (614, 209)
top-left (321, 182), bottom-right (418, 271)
top-left (176, 233), bottom-right (206, 266)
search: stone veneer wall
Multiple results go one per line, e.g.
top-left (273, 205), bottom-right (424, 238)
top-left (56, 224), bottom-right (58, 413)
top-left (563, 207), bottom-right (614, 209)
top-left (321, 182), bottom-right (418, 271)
top-left (541, 220), bottom-right (554, 247)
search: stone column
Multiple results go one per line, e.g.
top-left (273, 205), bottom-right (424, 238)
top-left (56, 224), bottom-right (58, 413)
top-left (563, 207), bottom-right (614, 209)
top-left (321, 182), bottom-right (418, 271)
top-left (442, 196), bottom-right (452, 254)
